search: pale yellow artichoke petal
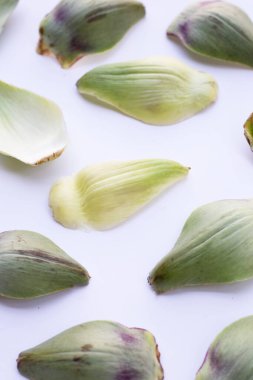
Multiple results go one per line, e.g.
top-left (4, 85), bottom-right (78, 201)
top-left (49, 159), bottom-right (189, 230)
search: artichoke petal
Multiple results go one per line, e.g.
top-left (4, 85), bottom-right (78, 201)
top-left (0, 80), bottom-right (67, 165)
top-left (0, 230), bottom-right (89, 299)
top-left (37, 0), bottom-right (145, 68)
top-left (77, 57), bottom-right (217, 125)
top-left (49, 159), bottom-right (189, 230)
top-left (196, 316), bottom-right (253, 380)
top-left (18, 321), bottom-right (164, 380)
top-left (167, 1), bottom-right (253, 68)
top-left (149, 199), bottom-right (253, 293)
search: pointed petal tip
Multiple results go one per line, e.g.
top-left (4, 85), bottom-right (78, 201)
top-left (147, 273), bottom-right (165, 295)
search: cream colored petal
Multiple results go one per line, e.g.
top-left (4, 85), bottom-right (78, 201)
top-left (0, 81), bottom-right (67, 165)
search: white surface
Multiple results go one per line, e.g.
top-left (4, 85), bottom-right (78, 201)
top-left (1, 0), bottom-right (253, 378)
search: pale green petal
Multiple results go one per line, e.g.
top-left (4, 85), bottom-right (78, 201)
top-left (49, 159), bottom-right (189, 230)
top-left (0, 230), bottom-right (89, 299)
top-left (196, 316), bottom-right (253, 380)
top-left (149, 199), bottom-right (253, 293)
top-left (37, 0), bottom-right (145, 68)
top-left (18, 321), bottom-right (164, 380)
top-left (0, 81), bottom-right (67, 165)
top-left (0, 0), bottom-right (18, 34)
top-left (77, 57), bottom-right (217, 125)
top-left (167, 1), bottom-right (253, 68)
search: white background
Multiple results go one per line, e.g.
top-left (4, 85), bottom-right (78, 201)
top-left (1, 0), bottom-right (253, 378)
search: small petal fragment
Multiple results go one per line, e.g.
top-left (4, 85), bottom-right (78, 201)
top-left (149, 199), bottom-right (253, 294)
top-left (196, 316), bottom-right (253, 380)
top-left (244, 113), bottom-right (253, 150)
top-left (0, 81), bottom-right (67, 165)
top-left (37, 0), bottom-right (145, 68)
top-left (0, 230), bottom-right (89, 299)
top-left (167, 1), bottom-right (253, 68)
top-left (49, 159), bottom-right (189, 230)
top-left (77, 57), bottom-right (217, 125)
top-left (0, 0), bottom-right (18, 35)
top-left (17, 320), bottom-right (164, 380)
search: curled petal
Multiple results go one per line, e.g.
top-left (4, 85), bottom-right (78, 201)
top-left (0, 81), bottom-right (67, 165)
